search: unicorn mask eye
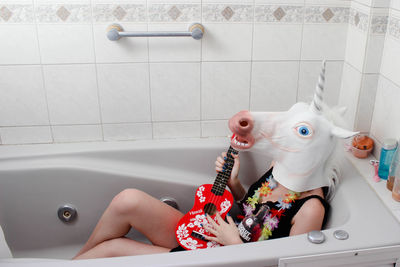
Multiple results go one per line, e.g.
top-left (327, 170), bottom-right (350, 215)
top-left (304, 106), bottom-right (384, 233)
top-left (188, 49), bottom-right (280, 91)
top-left (294, 123), bottom-right (313, 138)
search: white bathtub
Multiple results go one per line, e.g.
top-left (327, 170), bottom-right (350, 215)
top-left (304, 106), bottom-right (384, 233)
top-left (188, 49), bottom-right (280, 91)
top-left (0, 138), bottom-right (399, 267)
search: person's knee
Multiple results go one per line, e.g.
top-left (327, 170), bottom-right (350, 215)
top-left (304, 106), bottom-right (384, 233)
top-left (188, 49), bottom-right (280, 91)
top-left (110, 188), bottom-right (144, 215)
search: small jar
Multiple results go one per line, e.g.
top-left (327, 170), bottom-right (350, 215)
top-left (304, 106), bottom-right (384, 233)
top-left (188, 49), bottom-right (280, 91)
top-left (378, 139), bottom-right (398, 180)
top-left (392, 163), bottom-right (400, 202)
top-left (387, 146), bottom-right (399, 191)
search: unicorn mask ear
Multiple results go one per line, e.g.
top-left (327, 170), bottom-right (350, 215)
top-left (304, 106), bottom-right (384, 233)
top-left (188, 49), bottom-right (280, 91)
top-left (336, 106), bottom-right (347, 116)
top-left (331, 126), bottom-right (359, 139)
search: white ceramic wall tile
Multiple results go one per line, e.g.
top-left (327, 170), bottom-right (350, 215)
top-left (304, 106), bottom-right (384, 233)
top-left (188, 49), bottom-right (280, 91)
top-left (43, 64), bottom-right (101, 125)
top-left (338, 62), bottom-right (362, 129)
top-left (37, 25), bottom-right (95, 64)
top-left (354, 74), bottom-right (379, 132)
top-left (103, 123), bottom-right (152, 141)
top-left (252, 24), bottom-right (303, 60)
top-left (153, 121), bottom-right (200, 139)
top-left (380, 36), bottom-right (400, 86)
top-left (97, 63), bottom-right (151, 123)
top-left (201, 120), bottom-right (230, 138)
top-left (202, 62), bottom-right (251, 120)
top-left (370, 76), bottom-right (400, 143)
top-left (250, 61), bottom-right (299, 112)
top-left (52, 124), bottom-right (103, 143)
top-left (344, 23), bottom-right (368, 71)
top-left (301, 24), bottom-right (348, 60)
top-left (93, 24), bottom-right (149, 63)
top-left (202, 24), bottom-right (253, 61)
top-left (298, 60), bottom-right (343, 107)
top-left (0, 126), bottom-right (52, 145)
top-left (392, 0), bottom-right (400, 11)
top-left (0, 65), bottom-right (49, 126)
top-left (150, 63), bottom-right (200, 122)
top-left (364, 34), bottom-right (386, 73)
top-left (148, 24), bottom-right (201, 62)
top-left (0, 25), bottom-right (40, 64)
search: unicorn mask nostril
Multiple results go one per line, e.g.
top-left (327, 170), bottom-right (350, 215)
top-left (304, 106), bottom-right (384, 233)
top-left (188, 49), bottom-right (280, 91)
top-left (239, 120), bottom-right (249, 128)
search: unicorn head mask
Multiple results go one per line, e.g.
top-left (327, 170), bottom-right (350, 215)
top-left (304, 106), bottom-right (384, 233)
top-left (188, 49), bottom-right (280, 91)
top-left (228, 61), bottom-right (358, 192)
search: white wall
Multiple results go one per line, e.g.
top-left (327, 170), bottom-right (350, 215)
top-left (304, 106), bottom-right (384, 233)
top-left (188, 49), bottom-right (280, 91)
top-left (0, 0), bottom-right (385, 145)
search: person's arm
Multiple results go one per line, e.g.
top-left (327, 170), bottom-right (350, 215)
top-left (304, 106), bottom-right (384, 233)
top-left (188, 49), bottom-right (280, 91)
top-left (289, 198), bottom-right (325, 236)
top-left (215, 152), bottom-right (246, 201)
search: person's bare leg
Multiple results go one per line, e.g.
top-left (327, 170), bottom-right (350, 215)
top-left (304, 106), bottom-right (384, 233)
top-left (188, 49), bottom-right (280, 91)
top-left (74, 237), bottom-right (170, 260)
top-left (74, 189), bottom-right (183, 259)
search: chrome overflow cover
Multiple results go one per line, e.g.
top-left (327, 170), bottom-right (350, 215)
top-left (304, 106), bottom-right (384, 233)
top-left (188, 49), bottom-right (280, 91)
top-left (58, 204), bottom-right (77, 223)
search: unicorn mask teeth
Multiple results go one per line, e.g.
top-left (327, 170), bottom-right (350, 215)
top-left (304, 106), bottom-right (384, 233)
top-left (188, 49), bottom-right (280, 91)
top-left (228, 61), bottom-right (359, 192)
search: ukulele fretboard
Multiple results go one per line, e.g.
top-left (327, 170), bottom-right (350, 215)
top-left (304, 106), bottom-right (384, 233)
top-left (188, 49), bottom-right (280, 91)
top-left (211, 146), bottom-right (238, 196)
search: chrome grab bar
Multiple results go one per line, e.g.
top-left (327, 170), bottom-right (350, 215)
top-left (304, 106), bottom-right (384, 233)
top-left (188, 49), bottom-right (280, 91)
top-left (106, 23), bottom-right (204, 41)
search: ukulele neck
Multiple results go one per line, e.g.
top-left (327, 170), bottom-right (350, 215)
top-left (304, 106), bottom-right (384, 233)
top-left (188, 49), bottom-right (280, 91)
top-left (211, 146), bottom-right (238, 196)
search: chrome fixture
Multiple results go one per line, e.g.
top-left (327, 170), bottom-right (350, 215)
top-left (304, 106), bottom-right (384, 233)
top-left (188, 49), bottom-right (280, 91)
top-left (307, 230), bottom-right (325, 244)
top-left (333, 230), bottom-right (349, 240)
top-left (106, 23), bottom-right (204, 41)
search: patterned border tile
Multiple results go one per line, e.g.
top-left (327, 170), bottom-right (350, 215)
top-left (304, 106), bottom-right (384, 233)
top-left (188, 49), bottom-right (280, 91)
top-left (349, 8), bottom-right (369, 32)
top-left (0, 4), bottom-right (34, 23)
top-left (93, 4), bottom-right (146, 23)
top-left (305, 6), bottom-right (349, 23)
top-left (388, 16), bottom-right (400, 40)
top-left (148, 4), bottom-right (200, 22)
top-left (254, 5), bottom-right (303, 23)
top-left (35, 4), bottom-right (91, 23)
top-left (371, 15), bottom-right (388, 34)
top-left (203, 4), bottom-right (253, 23)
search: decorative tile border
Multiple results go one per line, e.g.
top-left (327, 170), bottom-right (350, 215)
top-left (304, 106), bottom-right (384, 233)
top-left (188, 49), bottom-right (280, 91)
top-left (93, 4), bottom-right (146, 23)
top-left (36, 4), bottom-right (91, 23)
top-left (371, 15), bottom-right (388, 34)
top-left (0, 4), bottom-right (34, 23)
top-left (388, 16), bottom-right (400, 40)
top-left (305, 7), bottom-right (349, 23)
top-left (349, 8), bottom-right (369, 32)
top-left (254, 5), bottom-right (303, 23)
top-left (203, 4), bottom-right (253, 22)
top-left (148, 4), bottom-right (200, 22)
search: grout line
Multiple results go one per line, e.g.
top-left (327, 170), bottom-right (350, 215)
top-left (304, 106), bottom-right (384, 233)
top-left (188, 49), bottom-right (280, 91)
top-left (146, 0), bottom-right (154, 139)
top-left (248, 0), bottom-right (256, 112)
top-left (199, 0), bottom-right (203, 138)
top-left (31, 0), bottom-right (54, 143)
top-left (89, 0), bottom-right (105, 141)
top-left (296, 0), bottom-right (306, 103)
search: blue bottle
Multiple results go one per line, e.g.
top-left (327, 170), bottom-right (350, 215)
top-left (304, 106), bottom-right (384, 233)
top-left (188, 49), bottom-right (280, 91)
top-left (378, 138), bottom-right (398, 180)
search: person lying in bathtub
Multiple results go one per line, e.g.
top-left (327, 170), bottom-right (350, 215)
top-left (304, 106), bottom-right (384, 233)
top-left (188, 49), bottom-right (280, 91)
top-left (74, 61), bottom-right (356, 258)
top-left (73, 151), bottom-right (329, 259)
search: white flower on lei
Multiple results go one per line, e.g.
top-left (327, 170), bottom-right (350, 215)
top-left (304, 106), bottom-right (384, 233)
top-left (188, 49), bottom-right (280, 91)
top-left (176, 224), bottom-right (189, 240)
top-left (263, 214), bottom-right (279, 230)
top-left (207, 241), bottom-right (221, 248)
top-left (181, 238), bottom-right (201, 250)
top-left (243, 203), bottom-right (254, 217)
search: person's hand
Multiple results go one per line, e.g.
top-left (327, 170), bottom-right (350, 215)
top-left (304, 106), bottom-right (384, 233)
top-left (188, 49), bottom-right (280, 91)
top-left (203, 213), bottom-right (243, 246)
top-left (215, 152), bottom-right (240, 188)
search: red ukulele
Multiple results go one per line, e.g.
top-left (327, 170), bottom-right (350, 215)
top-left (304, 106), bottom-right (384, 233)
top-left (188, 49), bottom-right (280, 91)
top-left (175, 146), bottom-right (238, 250)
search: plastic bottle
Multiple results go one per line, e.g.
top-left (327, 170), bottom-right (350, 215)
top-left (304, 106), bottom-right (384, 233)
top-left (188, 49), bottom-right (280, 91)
top-left (387, 145), bottom-right (399, 191)
top-left (237, 205), bottom-right (269, 242)
top-left (378, 139), bottom-right (398, 180)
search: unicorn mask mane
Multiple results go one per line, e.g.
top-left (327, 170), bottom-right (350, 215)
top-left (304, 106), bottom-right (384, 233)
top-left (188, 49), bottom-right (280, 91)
top-left (228, 61), bottom-right (358, 193)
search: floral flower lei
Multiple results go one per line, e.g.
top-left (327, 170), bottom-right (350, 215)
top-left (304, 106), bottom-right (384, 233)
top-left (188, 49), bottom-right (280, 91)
top-left (243, 174), bottom-right (300, 241)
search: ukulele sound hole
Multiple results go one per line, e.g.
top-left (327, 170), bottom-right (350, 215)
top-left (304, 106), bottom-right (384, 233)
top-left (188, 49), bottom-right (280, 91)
top-left (203, 203), bottom-right (217, 215)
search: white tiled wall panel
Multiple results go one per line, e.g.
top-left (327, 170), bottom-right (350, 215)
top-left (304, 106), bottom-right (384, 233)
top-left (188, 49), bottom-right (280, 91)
top-left (0, 0), bottom-right (399, 145)
top-left (97, 63), bottom-right (151, 123)
top-left (250, 61), bottom-right (299, 112)
top-left (43, 64), bottom-right (101, 125)
top-left (201, 62), bottom-right (251, 120)
top-left (0, 66), bottom-right (49, 126)
top-left (150, 62), bottom-right (200, 122)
